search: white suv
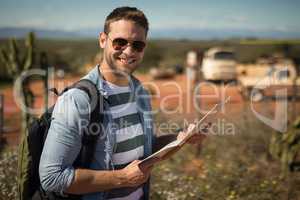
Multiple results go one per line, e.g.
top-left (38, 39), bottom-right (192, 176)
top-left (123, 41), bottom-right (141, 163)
top-left (202, 47), bottom-right (237, 82)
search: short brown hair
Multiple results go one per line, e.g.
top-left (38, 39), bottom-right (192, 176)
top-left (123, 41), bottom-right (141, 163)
top-left (104, 7), bottom-right (149, 35)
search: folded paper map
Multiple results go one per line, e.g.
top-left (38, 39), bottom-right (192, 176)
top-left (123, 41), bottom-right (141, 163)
top-left (139, 96), bottom-right (231, 168)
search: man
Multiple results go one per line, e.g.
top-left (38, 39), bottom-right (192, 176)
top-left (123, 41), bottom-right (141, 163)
top-left (39, 7), bottom-right (206, 200)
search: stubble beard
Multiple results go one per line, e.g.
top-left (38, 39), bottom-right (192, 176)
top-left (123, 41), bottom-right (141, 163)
top-left (104, 54), bottom-right (134, 80)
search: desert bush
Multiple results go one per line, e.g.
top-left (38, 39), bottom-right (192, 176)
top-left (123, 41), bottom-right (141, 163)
top-left (0, 147), bottom-right (18, 200)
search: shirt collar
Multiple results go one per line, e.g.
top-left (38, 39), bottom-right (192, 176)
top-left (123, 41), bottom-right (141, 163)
top-left (82, 65), bottom-right (139, 99)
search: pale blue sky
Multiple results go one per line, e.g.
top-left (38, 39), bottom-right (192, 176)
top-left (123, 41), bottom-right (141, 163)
top-left (0, 0), bottom-right (299, 32)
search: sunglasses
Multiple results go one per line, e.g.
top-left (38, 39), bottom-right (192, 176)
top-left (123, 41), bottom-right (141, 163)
top-left (106, 34), bottom-right (146, 52)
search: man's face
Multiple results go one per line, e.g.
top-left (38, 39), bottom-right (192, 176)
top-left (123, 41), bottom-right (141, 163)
top-left (99, 20), bottom-right (146, 75)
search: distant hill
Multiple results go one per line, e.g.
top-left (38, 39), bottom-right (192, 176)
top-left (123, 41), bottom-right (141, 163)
top-left (150, 28), bottom-right (300, 40)
top-left (0, 27), bottom-right (300, 39)
top-left (0, 27), bottom-right (83, 39)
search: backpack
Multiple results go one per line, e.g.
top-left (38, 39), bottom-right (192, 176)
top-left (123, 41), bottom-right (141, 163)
top-left (18, 79), bottom-right (104, 200)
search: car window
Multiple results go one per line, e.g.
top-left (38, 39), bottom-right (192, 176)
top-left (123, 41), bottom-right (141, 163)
top-left (277, 70), bottom-right (290, 80)
top-left (214, 52), bottom-right (235, 60)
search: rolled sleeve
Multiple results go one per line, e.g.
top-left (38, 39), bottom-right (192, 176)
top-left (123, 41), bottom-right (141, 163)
top-left (39, 88), bottom-right (90, 194)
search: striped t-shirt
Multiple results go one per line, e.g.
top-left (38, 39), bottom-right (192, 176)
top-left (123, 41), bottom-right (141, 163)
top-left (105, 80), bottom-right (144, 200)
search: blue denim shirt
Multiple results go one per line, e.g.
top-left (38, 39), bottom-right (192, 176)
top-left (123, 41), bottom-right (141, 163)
top-left (39, 66), bottom-right (155, 200)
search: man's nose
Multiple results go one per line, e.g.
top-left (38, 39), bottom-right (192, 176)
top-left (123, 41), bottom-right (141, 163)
top-left (122, 43), bottom-right (135, 55)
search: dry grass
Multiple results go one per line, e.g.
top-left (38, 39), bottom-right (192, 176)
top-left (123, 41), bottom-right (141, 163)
top-left (0, 102), bottom-right (300, 199)
top-left (150, 102), bottom-right (300, 200)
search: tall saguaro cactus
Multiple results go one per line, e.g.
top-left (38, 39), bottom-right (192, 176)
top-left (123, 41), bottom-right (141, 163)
top-left (0, 32), bottom-right (36, 200)
top-left (0, 32), bottom-right (35, 132)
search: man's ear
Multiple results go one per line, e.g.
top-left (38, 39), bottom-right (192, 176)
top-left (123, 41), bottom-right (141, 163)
top-left (99, 32), bottom-right (107, 49)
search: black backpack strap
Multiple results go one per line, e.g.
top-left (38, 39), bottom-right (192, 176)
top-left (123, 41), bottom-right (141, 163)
top-left (71, 79), bottom-right (104, 168)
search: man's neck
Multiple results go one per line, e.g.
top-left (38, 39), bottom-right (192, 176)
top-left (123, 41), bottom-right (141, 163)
top-left (99, 63), bottom-right (130, 87)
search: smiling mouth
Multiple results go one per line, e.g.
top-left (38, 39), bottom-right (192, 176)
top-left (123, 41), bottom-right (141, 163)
top-left (118, 57), bottom-right (136, 65)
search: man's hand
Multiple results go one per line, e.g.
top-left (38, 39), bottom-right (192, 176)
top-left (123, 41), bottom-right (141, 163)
top-left (159, 123), bottom-right (210, 161)
top-left (65, 160), bottom-right (152, 194)
top-left (120, 160), bottom-right (152, 187)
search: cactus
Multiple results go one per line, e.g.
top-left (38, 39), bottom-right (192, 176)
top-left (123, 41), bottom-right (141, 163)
top-left (269, 116), bottom-right (300, 176)
top-left (0, 32), bottom-right (36, 132)
top-left (0, 32), bottom-right (36, 200)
